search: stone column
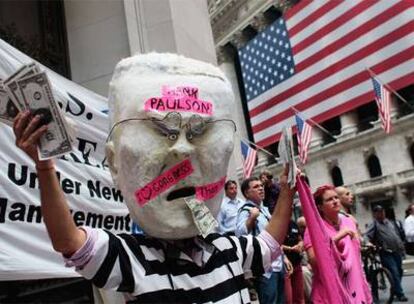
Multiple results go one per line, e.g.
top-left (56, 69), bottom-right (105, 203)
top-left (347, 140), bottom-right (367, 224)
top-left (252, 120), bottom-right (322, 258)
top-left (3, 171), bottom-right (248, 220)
top-left (123, 0), bottom-right (217, 64)
top-left (309, 127), bottom-right (323, 150)
top-left (338, 110), bottom-right (358, 139)
top-left (390, 95), bottom-right (399, 118)
top-left (217, 46), bottom-right (248, 180)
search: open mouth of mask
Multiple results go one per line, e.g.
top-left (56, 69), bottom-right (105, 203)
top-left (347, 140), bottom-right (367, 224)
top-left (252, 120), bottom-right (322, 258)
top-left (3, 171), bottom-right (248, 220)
top-left (167, 186), bottom-right (196, 201)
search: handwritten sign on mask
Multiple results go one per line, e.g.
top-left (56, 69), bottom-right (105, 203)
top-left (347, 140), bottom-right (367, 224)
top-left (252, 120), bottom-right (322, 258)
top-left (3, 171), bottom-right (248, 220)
top-left (135, 159), bottom-right (194, 206)
top-left (144, 85), bottom-right (213, 116)
top-left (195, 176), bottom-right (226, 201)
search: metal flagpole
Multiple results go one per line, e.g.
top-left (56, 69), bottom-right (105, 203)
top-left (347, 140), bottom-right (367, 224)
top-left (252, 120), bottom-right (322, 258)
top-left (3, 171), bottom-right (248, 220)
top-left (291, 107), bottom-right (337, 140)
top-left (366, 67), bottom-right (414, 112)
top-left (241, 138), bottom-right (279, 160)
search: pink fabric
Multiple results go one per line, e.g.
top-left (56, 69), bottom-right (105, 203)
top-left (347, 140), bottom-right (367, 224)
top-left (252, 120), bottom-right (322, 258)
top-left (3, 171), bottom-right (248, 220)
top-left (284, 263), bottom-right (305, 304)
top-left (64, 227), bottom-right (98, 270)
top-left (298, 176), bottom-right (372, 304)
top-left (258, 229), bottom-right (282, 261)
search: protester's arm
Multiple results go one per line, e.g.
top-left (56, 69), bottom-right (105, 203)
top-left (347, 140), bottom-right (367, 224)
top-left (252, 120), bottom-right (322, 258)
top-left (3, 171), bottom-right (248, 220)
top-left (291, 240), bottom-right (304, 253)
top-left (265, 165), bottom-right (295, 244)
top-left (284, 255), bottom-right (293, 276)
top-left (245, 207), bottom-right (260, 233)
top-left (235, 208), bottom-right (249, 236)
top-left (14, 111), bottom-right (86, 255)
top-left (332, 228), bottom-right (356, 244)
top-left (306, 247), bottom-right (317, 269)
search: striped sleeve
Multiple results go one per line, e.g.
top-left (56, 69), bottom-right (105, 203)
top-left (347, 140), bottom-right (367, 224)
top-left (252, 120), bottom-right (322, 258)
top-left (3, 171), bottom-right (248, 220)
top-left (75, 229), bottom-right (135, 293)
top-left (229, 233), bottom-right (273, 279)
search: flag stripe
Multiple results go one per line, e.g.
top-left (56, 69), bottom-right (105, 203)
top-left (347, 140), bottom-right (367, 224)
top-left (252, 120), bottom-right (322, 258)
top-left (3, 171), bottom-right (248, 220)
top-left (291, 1), bottom-right (374, 55)
top-left (248, 8), bottom-right (413, 113)
top-left (288, 1), bottom-right (341, 38)
top-left (239, 1), bottom-right (414, 147)
top-left (250, 10), bottom-right (414, 119)
top-left (241, 141), bottom-right (257, 178)
top-left (284, 0), bottom-right (314, 23)
top-left (251, 32), bottom-right (414, 140)
top-left (291, 1), bottom-right (397, 59)
top-left (256, 64), bottom-right (414, 147)
top-left (251, 36), bottom-right (414, 131)
top-left (291, 1), bottom-right (401, 68)
top-left (295, 113), bottom-right (313, 164)
top-left (373, 76), bottom-right (392, 133)
top-left (294, 2), bottom-right (409, 71)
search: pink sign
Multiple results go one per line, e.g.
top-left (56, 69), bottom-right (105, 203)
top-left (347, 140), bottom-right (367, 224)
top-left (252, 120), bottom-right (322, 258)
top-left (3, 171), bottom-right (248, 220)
top-left (195, 176), bottom-right (226, 201)
top-left (135, 159), bottom-right (194, 206)
top-left (144, 85), bottom-right (213, 116)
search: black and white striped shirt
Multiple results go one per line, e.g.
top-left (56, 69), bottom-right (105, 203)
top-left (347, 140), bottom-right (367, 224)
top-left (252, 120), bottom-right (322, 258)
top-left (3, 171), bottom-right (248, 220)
top-left (77, 229), bottom-right (274, 303)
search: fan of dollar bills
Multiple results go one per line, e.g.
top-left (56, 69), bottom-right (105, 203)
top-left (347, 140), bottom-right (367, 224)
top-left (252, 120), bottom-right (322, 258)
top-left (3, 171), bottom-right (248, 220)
top-left (0, 63), bottom-right (74, 160)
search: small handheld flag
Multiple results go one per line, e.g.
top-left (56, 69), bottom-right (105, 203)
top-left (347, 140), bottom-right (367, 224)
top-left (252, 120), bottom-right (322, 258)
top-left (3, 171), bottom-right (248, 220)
top-left (240, 141), bottom-right (257, 178)
top-left (295, 114), bottom-right (313, 164)
top-left (371, 77), bottom-right (392, 134)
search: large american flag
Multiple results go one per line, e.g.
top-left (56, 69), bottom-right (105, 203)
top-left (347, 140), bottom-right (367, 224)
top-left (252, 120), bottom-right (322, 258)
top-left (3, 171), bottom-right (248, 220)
top-left (238, 0), bottom-right (414, 147)
top-left (295, 113), bottom-right (313, 164)
top-left (371, 76), bottom-right (392, 133)
top-left (240, 140), bottom-right (257, 178)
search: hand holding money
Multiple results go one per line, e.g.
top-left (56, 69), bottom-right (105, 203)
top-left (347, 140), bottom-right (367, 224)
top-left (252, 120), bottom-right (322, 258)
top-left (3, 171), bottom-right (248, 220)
top-left (13, 110), bottom-right (53, 169)
top-left (1, 63), bottom-right (74, 160)
top-left (278, 126), bottom-right (298, 189)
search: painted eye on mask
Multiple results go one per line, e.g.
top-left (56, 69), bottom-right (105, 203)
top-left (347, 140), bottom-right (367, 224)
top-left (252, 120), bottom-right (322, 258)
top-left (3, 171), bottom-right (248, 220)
top-left (167, 132), bottom-right (179, 141)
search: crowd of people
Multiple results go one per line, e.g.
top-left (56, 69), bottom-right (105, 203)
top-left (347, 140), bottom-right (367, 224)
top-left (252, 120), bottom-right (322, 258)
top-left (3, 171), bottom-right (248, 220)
top-left (217, 171), bottom-right (413, 303)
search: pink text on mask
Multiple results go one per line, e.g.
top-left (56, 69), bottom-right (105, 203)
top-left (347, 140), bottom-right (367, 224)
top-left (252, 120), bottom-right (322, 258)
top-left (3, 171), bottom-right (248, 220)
top-left (195, 176), bottom-right (226, 201)
top-left (135, 159), bottom-right (194, 206)
top-left (144, 85), bottom-right (213, 116)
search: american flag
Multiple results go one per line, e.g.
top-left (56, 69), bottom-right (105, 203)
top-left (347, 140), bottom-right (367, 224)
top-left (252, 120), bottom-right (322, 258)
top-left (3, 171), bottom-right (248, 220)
top-left (295, 113), bottom-right (313, 164)
top-left (240, 140), bottom-right (257, 178)
top-left (371, 76), bottom-right (392, 133)
top-left (238, 1), bottom-right (414, 147)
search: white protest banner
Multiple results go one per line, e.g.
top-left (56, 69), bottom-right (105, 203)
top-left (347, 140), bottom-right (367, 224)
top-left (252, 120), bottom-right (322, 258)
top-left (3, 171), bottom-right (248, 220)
top-left (0, 39), bottom-right (131, 280)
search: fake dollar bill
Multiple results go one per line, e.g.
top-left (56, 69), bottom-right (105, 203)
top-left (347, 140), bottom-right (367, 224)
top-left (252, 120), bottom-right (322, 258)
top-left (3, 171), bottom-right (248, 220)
top-left (0, 82), bottom-right (19, 126)
top-left (184, 198), bottom-right (218, 238)
top-left (278, 126), bottom-right (298, 189)
top-left (17, 71), bottom-right (73, 160)
top-left (4, 63), bottom-right (40, 111)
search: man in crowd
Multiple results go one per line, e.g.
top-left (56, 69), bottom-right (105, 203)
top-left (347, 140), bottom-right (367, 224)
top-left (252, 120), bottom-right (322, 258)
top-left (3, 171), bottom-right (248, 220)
top-left (260, 170), bottom-right (280, 213)
top-left (404, 204), bottom-right (414, 255)
top-left (217, 180), bottom-right (244, 234)
top-left (236, 177), bottom-right (285, 304)
top-left (335, 186), bottom-right (354, 215)
top-left (365, 205), bottom-right (408, 302)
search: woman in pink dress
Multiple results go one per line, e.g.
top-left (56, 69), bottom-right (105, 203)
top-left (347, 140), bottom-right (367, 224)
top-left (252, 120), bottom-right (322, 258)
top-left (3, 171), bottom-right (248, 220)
top-left (304, 185), bottom-right (372, 304)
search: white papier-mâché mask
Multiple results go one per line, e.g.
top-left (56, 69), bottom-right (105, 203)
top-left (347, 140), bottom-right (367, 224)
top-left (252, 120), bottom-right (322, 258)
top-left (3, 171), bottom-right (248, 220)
top-left (106, 53), bottom-right (236, 239)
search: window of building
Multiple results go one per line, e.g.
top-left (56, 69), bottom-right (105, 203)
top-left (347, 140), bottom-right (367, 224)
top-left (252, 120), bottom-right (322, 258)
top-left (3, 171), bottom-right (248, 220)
top-left (321, 116), bottom-right (341, 145)
top-left (356, 101), bottom-right (378, 132)
top-left (265, 142), bottom-right (279, 165)
top-left (410, 143), bottom-right (414, 166)
top-left (367, 154), bottom-right (382, 178)
top-left (0, 0), bottom-right (70, 77)
top-left (331, 166), bottom-right (344, 186)
top-left (396, 85), bottom-right (414, 117)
